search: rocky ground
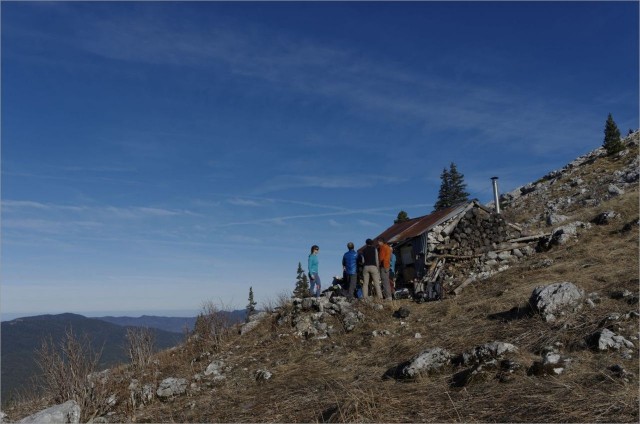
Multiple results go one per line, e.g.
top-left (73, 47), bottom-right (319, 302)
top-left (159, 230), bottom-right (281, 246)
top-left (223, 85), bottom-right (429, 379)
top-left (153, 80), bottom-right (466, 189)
top-left (4, 132), bottom-right (638, 423)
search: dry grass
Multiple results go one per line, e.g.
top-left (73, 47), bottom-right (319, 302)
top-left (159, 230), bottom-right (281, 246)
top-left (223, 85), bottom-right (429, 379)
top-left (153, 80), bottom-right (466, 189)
top-left (6, 143), bottom-right (638, 423)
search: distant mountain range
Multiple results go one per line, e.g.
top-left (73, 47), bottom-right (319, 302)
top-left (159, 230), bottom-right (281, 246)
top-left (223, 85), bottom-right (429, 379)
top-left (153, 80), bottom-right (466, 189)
top-left (94, 309), bottom-right (246, 334)
top-left (1, 313), bottom-right (184, 402)
top-left (94, 315), bottom-right (198, 334)
top-left (1, 310), bottom-right (248, 401)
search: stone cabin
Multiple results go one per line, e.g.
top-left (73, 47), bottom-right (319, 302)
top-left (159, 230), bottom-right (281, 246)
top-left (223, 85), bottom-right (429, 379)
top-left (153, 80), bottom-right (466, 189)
top-left (371, 200), bottom-right (529, 294)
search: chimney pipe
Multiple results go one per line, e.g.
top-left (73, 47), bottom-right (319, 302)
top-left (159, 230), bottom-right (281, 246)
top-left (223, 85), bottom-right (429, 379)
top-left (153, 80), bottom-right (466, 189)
top-left (491, 177), bottom-right (501, 214)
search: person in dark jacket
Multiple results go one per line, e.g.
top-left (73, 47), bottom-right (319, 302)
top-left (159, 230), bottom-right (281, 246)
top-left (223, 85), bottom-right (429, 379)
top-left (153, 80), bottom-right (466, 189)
top-left (342, 242), bottom-right (359, 300)
top-left (361, 238), bottom-right (382, 299)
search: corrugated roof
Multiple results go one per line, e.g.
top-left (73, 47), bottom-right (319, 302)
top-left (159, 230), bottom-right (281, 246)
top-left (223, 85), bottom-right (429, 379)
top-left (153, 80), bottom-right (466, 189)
top-left (375, 201), bottom-right (479, 246)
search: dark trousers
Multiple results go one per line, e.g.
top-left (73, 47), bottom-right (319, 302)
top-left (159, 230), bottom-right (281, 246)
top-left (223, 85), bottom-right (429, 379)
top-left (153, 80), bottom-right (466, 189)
top-left (345, 273), bottom-right (357, 299)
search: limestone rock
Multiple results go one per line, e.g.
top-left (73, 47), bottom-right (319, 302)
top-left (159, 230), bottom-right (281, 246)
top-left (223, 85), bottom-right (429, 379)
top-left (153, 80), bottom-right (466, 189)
top-left (529, 282), bottom-right (585, 322)
top-left (588, 328), bottom-right (635, 351)
top-left (457, 341), bottom-right (518, 366)
top-left (18, 400), bottom-right (80, 424)
top-left (240, 312), bottom-right (270, 335)
top-left (204, 360), bottom-right (226, 381)
top-left (395, 347), bottom-right (452, 379)
top-left (156, 377), bottom-right (188, 399)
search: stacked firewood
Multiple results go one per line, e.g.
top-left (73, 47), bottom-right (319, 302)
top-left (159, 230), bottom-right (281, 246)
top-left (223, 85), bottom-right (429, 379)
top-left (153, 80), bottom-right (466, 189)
top-left (431, 208), bottom-right (522, 257)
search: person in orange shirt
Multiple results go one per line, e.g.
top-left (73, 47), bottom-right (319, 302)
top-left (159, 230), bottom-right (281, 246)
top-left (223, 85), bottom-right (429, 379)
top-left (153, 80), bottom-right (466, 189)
top-left (377, 238), bottom-right (393, 300)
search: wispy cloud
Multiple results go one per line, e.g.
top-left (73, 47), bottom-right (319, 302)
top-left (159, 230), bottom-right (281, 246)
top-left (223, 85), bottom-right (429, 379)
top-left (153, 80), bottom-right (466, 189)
top-left (2, 199), bottom-right (197, 219)
top-left (255, 175), bottom-right (405, 194)
top-left (357, 219), bottom-right (379, 227)
top-left (227, 198), bottom-right (265, 207)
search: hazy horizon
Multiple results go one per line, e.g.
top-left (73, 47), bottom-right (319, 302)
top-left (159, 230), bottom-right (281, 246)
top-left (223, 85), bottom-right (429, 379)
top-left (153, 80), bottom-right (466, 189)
top-left (0, 308), bottom-right (212, 322)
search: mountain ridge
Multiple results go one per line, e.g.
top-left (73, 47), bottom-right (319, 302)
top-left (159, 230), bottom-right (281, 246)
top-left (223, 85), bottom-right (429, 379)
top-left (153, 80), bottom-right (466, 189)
top-left (4, 131), bottom-right (638, 422)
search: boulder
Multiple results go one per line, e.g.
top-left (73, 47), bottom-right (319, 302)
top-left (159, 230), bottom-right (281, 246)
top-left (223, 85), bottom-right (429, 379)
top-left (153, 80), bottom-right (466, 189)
top-left (529, 282), bottom-right (585, 322)
top-left (204, 360), bottom-right (226, 381)
top-left (457, 341), bottom-right (518, 366)
top-left (156, 378), bottom-right (188, 399)
top-left (18, 400), bottom-right (80, 424)
top-left (393, 347), bottom-right (452, 380)
top-left (608, 184), bottom-right (624, 196)
top-left (588, 328), bottom-right (635, 351)
top-left (592, 211), bottom-right (618, 225)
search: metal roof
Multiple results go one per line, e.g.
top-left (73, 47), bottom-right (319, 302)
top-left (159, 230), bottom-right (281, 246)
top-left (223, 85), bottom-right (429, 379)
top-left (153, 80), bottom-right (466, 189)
top-left (374, 200), bottom-right (484, 246)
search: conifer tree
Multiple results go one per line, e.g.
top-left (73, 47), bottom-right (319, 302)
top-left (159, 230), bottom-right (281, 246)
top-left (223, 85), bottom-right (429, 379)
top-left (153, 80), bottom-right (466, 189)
top-left (434, 162), bottom-right (469, 211)
top-left (245, 287), bottom-right (257, 322)
top-left (394, 210), bottom-right (410, 224)
top-left (603, 113), bottom-right (624, 155)
top-left (293, 262), bottom-right (310, 298)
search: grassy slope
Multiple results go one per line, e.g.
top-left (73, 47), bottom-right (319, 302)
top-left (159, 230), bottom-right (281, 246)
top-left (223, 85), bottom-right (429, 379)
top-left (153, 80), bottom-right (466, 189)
top-left (5, 139), bottom-right (638, 423)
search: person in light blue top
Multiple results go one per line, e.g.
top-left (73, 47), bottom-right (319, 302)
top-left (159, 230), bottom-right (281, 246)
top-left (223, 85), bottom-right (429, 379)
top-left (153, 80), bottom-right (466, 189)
top-left (308, 245), bottom-right (321, 297)
top-left (389, 250), bottom-right (397, 295)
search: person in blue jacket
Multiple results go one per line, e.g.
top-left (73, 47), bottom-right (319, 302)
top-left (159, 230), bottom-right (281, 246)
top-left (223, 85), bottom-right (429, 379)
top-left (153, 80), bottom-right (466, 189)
top-left (342, 242), bottom-right (359, 300)
top-left (308, 245), bottom-right (321, 297)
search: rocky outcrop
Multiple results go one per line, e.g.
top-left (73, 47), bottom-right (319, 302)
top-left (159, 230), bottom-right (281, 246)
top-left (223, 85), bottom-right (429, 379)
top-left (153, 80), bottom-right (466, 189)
top-left (240, 312), bottom-right (269, 335)
top-left (17, 400), bottom-right (80, 424)
top-left (285, 296), bottom-right (365, 338)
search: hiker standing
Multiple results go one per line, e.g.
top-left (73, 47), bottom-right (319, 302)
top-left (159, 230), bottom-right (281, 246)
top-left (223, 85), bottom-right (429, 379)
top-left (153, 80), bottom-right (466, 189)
top-left (378, 238), bottom-right (393, 300)
top-left (361, 239), bottom-right (383, 299)
top-left (389, 250), bottom-right (397, 294)
top-left (308, 245), bottom-right (321, 298)
top-left (342, 242), bottom-right (359, 300)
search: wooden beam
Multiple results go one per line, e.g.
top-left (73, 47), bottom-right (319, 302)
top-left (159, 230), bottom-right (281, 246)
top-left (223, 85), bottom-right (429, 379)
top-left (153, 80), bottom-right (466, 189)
top-left (453, 277), bottom-right (475, 295)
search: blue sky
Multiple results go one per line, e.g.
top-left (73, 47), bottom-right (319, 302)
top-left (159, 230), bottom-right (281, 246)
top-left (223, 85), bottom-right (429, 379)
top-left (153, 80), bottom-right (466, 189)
top-left (1, 1), bottom-right (638, 319)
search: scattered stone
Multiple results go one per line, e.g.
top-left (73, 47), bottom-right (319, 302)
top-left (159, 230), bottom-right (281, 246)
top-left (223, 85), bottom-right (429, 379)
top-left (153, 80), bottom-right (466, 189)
top-left (592, 210), bottom-right (618, 225)
top-left (609, 364), bottom-right (633, 382)
top-left (608, 184), bottom-right (624, 196)
top-left (529, 282), bottom-right (585, 322)
top-left (588, 328), bottom-right (635, 351)
top-left (610, 290), bottom-right (639, 304)
top-left (255, 369), bottom-right (272, 381)
top-left (386, 347), bottom-right (452, 380)
top-left (546, 213), bottom-right (570, 226)
top-left (393, 307), bottom-right (410, 319)
top-left (204, 360), bottom-right (226, 381)
top-left (456, 341), bottom-right (519, 366)
top-left (17, 400), bottom-right (80, 424)
top-left (156, 378), bottom-right (188, 399)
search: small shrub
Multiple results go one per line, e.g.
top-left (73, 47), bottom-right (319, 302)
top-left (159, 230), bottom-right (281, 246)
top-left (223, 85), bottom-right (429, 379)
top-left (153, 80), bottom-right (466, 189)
top-left (191, 300), bottom-right (234, 354)
top-left (125, 327), bottom-right (156, 372)
top-left (34, 327), bottom-right (108, 421)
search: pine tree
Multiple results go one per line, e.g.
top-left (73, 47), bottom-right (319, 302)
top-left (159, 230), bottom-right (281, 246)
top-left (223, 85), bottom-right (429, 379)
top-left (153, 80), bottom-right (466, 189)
top-left (245, 287), bottom-right (257, 322)
top-left (434, 163), bottom-right (469, 211)
top-left (448, 162), bottom-right (470, 205)
top-left (603, 113), bottom-right (624, 155)
top-left (394, 210), bottom-right (410, 224)
top-left (433, 167), bottom-right (450, 211)
top-left (293, 262), bottom-right (310, 298)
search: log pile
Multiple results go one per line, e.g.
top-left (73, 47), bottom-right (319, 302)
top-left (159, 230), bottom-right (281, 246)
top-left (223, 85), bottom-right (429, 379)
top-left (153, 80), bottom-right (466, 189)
top-left (418, 203), bottom-right (548, 295)
top-left (428, 206), bottom-right (521, 257)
